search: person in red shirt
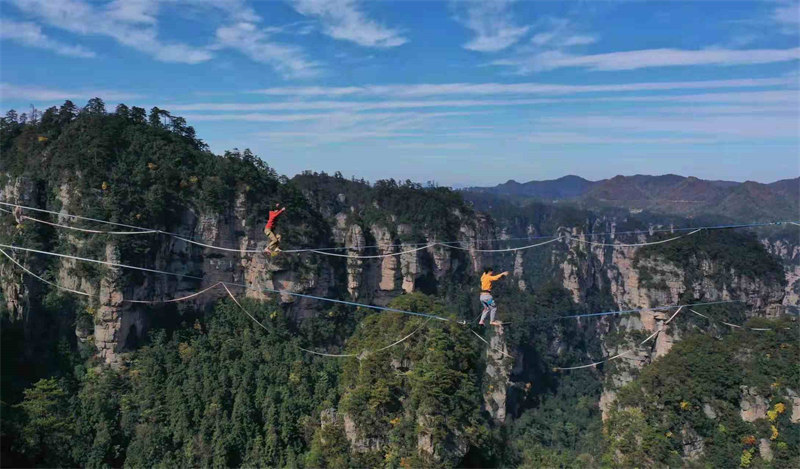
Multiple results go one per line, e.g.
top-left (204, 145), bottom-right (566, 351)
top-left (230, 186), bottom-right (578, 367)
top-left (264, 203), bottom-right (286, 256)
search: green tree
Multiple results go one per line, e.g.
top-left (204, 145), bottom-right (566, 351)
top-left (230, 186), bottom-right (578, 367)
top-left (15, 378), bottom-right (75, 466)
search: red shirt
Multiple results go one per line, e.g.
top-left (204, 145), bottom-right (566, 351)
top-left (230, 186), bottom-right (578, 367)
top-left (265, 208), bottom-right (285, 230)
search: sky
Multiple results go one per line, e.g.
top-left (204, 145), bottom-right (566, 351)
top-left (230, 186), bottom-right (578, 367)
top-left (0, 0), bottom-right (798, 186)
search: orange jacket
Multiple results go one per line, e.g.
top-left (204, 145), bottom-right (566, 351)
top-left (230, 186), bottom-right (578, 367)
top-left (480, 272), bottom-right (504, 291)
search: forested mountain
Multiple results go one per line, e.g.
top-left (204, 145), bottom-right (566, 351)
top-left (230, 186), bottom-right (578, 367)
top-left (1, 101), bottom-right (798, 468)
top-left (466, 174), bottom-right (799, 221)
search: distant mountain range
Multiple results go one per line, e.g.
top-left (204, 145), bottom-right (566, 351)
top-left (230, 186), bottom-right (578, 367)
top-left (465, 174), bottom-right (799, 221)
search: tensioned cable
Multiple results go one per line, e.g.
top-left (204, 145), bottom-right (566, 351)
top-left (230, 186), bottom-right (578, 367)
top-left (3, 243), bottom-right (767, 363)
top-left (0, 243), bottom-right (749, 325)
top-left (222, 282), bottom-right (431, 358)
top-left (222, 283), bottom-right (271, 333)
top-left (1, 208), bottom-right (714, 256)
top-left (553, 300), bottom-right (738, 320)
top-left (9, 242), bottom-right (773, 361)
top-left (0, 201), bottom-right (154, 232)
top-left (171, 234), bottom-right (261, 253)
top-left (20, 214), bottom-right (159, 235)
top-left (0, 243), bottom-right (451, 322)
top-left (688, 308), bottom-right (783, 332)
top-left (564, 229), bottom-right (702, 248)
top-left (2, 241), bottom-right (460, 358)
top-left (444, 236), bottom-right (563, 252)
top-left (0, 246), bottom-right (224, 304)
top-left (470, 329), bottom-right (514, 359)
top-left (3, 201), bottom-right (795, 257)
top-left (296, 318), bottom-right (433, 358)
top-left (0, 247), bottom-right (91, 297)
top-left (125, 282), bottom-right (224, 304)
top-left (553, 329), bottom-right (662, 371)
top-left (308, 244), bottom-right (434, 258)
top-left (554, 306), bottom-right (684, 371)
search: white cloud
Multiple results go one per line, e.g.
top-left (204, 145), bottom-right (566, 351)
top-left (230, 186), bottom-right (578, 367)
top-left (388, 142), bottom-right (475, 150)
top-left (494, 47), bottom-right (800, 73)
top-left (525, 132), bottom-right (716, 145)
top-left (772, 1), bottom-right (799, 29)
top-left (529, 18), bottom-right (595, 48)
top-left (106, 0), bottom-right (157, 25)
top-left (0, 19), bottom-right (95, 58)
top-left (251, 76), bottom-right (794, 98)
top-left (453, 0), bottom-right (529, 52)
top-left (605, 90), bottom-right (799, 105)
top-left (9, 0), bottom-right (213, 64)
top-left (540, 115), bottom-right (798, 139)
top-left (166, 90), bottom-right (799, 115)
top-left (181, 112), bottom-right (338, 122)
top-left (182, 110), bottom-right (473, 123)
top-left (243, 110), bottom-right (475, 146)
top-left (8, 0), bottom-right (319, 76)
top-left (559, 35), bottom-right (597, 47)
top-left (215, 22), bottom-right (320, 78)
top-left (169, 98), bottom-right (558, 112)
top-left (291, 0), bottom-right (406, 47)
top-left (0, 83), bottom-right (142, 102)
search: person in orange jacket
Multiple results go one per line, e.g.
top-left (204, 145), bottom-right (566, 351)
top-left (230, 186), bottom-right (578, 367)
top-left (479, 267), bottom-right (509, 326)
top-left (263, 203), bottom-right (286, 256)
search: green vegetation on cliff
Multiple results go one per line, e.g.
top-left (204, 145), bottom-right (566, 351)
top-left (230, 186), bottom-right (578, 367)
top-left (606, 320), bottom-right (799, 468)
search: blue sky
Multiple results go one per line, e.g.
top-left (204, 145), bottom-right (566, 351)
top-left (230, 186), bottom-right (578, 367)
top-left (1, 0), bottom-right (798, 186)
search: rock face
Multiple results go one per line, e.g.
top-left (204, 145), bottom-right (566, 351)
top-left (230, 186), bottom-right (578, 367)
top-left (94, 243), bottom-right (146, 365)
top-left (0, 176), bottom-right (38, 321)
top-left (762, 238), bottom-right (800, 314)
top-left (417, 415), bottom-right (468, 463)
top-left (483, 326), bottom-right (513, 424)
top-left (740, 386), bottom-right (770, 422)
top-left (343, 414), bottom-right (383, 453)
top-left (552, 227), bottom-right (787, 422)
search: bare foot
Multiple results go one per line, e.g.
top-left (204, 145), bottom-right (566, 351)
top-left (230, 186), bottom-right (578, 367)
top-left (490, 321), bottom-right (502, 326)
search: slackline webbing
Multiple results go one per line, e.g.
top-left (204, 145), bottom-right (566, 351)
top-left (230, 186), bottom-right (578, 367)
top-left (3, 201), bottom-right (794, 259)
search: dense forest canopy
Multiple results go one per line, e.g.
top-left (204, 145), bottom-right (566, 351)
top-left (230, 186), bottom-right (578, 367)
top-left (1, 100), bottom-right (797, 468)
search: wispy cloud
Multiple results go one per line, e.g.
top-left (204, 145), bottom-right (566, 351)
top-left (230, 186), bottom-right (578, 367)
top-left (772, 1), bottom-right (799, 32)
top-left (0, 18), bottom-right (95, 58)
top-left (166, 89), bottom-right (798, 115)
top-left (244, 110), bottom-right (475, 146)
top-left (605, 89), bottom-right (799, 105)
top-left (169, 98), bottom-right (559, 112)
top-left (529, 18), bottom-right (596, 48)
top-left (183, 110), bottom-right (473, 123)
top-left (453, 0), bottom-right (529, 52)
top-left (251, 76), bottom-right (794, 98)
top-left (291, 0), bottom-right (407, 47)
top-left (9, 0), bottom-right (213, 64)
top-left (8, 0), bottom-right (322, 76)
top-left (214, 22), bottom-right (320, 78)
top-left (181, 112), bottom-right (337, 122)
top-left (493, 47), bottom-right (800, 73)
top-left (525, 132), bottom-right (717, 145)
top-left (539, 115), bottom-right (798, 139)
top-left (0, 83), bottom-right (142, 102)
top-left (388, 142), bottom-right (475, 150)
